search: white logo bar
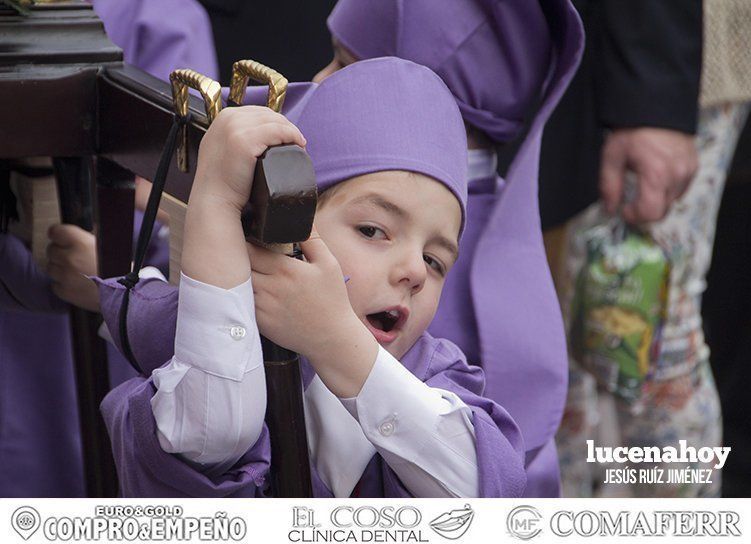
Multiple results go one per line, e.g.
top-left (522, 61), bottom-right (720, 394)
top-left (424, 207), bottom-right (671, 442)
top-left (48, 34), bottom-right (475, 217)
top-left (1, 498), bottom-right (747, 543)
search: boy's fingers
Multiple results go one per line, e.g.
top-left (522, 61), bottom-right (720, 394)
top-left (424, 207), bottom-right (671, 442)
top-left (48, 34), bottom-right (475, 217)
top-left (247, 243), bottom-right (287, 275)
top-left (228, 105), bottom-right (285, 123)
top-left (251, 271), bottom-right (285, 301)
top-left (250, 270), bottom-right (271, 292)
top-left (299, 227), bottom-right (333, 264)
top-left (242, 107), bottom-right (295, 132)
top-left (249, 121), bottom-right (306, 149)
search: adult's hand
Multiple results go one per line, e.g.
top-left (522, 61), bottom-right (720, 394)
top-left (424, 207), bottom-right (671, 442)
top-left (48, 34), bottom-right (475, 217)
top-left (599, 127), bottom-right (698, 224)
top-left (46, 224), bottom-right (101, 312)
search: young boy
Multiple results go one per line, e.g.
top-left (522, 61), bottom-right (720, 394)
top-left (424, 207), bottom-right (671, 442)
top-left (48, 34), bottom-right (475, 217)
top-left (99, 57), bottom-right (526, 497)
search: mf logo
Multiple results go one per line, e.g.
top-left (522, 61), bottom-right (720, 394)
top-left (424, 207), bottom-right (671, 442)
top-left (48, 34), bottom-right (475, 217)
top-left (506, 505), bottom-right (543, 540)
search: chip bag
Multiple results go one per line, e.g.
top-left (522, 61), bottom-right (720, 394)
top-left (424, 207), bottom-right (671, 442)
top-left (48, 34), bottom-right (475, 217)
top-left (570, 220), bottom-right (670, 403)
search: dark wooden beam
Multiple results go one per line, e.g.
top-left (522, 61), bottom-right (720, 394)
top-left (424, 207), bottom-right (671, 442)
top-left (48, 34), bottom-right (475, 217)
top-left (97, 66), bottom-right (211, 203)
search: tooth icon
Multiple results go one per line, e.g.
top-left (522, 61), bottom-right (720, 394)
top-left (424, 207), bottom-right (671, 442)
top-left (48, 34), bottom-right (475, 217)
top-left (11, 506), bottom-right (41, 541)
top-left (429, 504), bottom-right (475, 540)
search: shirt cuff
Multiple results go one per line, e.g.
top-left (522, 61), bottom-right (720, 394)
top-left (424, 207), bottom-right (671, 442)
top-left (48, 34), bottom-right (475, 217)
top-left (341, 346), bottom-right (475, 453)
top-left (174, 272), bottom-right (261, 381)
top-left (96, 266), bottom-right (167, 346)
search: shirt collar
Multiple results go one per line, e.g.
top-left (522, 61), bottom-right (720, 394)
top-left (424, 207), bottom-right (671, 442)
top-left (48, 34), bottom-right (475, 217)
top-left (467, 148), bottom-right (498, 182)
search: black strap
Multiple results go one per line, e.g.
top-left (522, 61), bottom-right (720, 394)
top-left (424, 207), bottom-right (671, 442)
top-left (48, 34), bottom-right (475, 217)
top-left (117, 113), bottom-right (191, 372)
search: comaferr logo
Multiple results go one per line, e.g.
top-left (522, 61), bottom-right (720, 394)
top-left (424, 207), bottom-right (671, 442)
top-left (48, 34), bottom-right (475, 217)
top-left (550, 510), bottom-right (741, 537)
top-left (505, 507), bottom-right (742, 539)
top-left (506, 506), bottom-right (543, 540)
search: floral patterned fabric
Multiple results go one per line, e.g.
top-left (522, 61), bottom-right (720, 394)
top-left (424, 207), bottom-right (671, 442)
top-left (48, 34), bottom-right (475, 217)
top-left (556, 103), bottom-right (750, 497)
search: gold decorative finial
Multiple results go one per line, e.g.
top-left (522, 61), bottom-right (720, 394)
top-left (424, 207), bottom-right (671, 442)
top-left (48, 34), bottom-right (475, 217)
top-left (229, 60), bottom-right (288, 112)
top-left (169, 69), bottom-right (222, 172)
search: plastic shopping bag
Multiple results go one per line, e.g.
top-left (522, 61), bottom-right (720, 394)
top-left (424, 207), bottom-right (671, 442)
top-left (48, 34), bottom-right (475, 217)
top-left (570, 219), bottom-right (670, 403)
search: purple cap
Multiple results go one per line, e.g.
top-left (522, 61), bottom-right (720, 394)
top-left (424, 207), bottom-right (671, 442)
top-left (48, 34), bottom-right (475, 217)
top-left (327, 0), bottom-right (553, 143)
top-left (294, 57), bottom-right (468, 232)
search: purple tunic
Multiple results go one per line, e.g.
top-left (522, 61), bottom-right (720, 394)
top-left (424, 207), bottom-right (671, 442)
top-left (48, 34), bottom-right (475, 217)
top-left (433, 1), bottom-right (583, 496)
top-left (326, 1), bottom-right (584, 496)
top-left (327, 0), bottom-right (554, 143)
top-left (96, 277), bottom-right (526, 497)
top-left (91, 0), bottom-right (218, 82)
top-left (0, 0), bottom-right (216, 497)
top-left (0, 235), bottom-right (83, 497)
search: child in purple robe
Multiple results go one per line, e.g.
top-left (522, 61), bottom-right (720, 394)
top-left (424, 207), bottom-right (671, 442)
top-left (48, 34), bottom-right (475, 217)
top-left (310, 0), bottom-right (585, 496)
top-left (98, 57), bottom-right (527, 498)
top-left (91, 0), bottom-right (584, 497)
top-left (0, 0), bottom-right (217, 497)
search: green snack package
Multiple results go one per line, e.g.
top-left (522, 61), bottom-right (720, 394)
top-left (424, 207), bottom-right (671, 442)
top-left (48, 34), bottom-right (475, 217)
top-left (570, 221), bottom-right (670, 403)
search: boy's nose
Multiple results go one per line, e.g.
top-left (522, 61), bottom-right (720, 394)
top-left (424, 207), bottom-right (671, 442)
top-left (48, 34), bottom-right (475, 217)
top-left (392, 250), bottom-right (426, 295)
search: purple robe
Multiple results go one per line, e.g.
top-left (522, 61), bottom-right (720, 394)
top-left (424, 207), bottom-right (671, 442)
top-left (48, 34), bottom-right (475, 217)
top-left (2, 224), bottom-right (178, 498)
top-left (425, 1), bottom-right (584, 496)
top-left (96, 277), bottom-right (526, 497)
top-left (91, 0), bottom-right (218, 83)
top-left (0, 0), bottom-right (216, 497)
top-left (327, 0), bottom-right (585, 496)
top-left (0, 234), bottom-right (83, 497)
top-left (327, 0), bottom-right (553, 143)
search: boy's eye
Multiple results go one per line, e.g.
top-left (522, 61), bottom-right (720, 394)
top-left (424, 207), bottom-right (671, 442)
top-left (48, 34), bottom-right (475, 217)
top-left (358, 225), bottom-right (387, 240)
top-left (423, 254), bottom-right (446, 276)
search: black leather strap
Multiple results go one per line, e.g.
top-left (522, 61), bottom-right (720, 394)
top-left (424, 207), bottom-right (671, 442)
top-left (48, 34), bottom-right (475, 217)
top-left (117, 113), bottom-right (191, 372)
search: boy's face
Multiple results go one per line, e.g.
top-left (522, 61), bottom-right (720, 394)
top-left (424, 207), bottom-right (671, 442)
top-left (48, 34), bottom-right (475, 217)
top-left (314, 171), bottom-right (461, 359)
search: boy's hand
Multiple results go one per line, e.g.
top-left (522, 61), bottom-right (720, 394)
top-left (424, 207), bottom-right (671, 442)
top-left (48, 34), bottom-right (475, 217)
top-left (182, 106), bottom-right (306, 289)
top-left (249, 231), bottom-right (355, 356)
top-left (192, 106), bottom-right (307, 212)
top-left (248, 230), bottom-right (378, 397)
top-left (46, 224), bottom-right (100, 312)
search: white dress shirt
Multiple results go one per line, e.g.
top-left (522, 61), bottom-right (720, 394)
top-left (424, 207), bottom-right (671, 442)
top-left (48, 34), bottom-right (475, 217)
top-left (148, 272), bottom-right (480, 497)
top-left (467, 148), bottom-right (499, 184)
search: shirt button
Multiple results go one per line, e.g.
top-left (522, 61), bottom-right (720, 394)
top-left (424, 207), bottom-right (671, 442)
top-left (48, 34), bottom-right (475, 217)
top-left (230, 326), bottom-right (246, 340)
top-left (379, 420), bottom-right (395, 437)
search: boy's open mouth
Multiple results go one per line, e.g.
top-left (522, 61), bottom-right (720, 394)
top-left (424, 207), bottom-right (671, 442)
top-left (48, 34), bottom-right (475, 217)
top-left (365, 307), bottom-right (408, 343)
top-left (367, 310), bottom-right (400, 332)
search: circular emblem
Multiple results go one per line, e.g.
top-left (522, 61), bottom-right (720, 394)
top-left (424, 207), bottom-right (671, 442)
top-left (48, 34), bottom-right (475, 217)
top-left (507, 505), bottom-right (543, 540)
